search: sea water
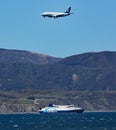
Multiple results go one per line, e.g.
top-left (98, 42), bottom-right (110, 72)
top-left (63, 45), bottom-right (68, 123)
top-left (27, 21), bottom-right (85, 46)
top-left (0, 112), bottom-right (116, 130)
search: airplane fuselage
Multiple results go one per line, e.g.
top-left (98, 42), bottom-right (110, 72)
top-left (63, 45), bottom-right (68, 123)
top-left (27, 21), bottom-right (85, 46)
top-left (41, 7), bottom-right (71, 18)
top-left (41, 12), bottom-right (70, 18)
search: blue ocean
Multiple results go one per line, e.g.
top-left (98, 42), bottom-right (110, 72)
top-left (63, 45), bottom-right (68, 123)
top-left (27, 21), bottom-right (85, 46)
top-left (0, 112), bottom-right (116, 130)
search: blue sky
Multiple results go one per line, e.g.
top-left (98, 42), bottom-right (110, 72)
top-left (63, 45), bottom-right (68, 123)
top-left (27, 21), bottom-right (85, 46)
top-left (0, 0), bottom-right (116, 57)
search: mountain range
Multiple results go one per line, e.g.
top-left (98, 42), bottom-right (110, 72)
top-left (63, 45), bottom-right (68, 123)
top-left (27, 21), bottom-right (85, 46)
top-left (0, 48), bottom-right (116, 91)
top-left (0, 48), bottom-right (116, 112)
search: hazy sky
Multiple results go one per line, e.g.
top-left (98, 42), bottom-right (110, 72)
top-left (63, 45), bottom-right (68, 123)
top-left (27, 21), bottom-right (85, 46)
top-left (0, 0), bottom-right (116, 57)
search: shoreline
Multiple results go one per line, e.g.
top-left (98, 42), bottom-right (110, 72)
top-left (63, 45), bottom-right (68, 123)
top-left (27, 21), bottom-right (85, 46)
top-left (0, 110), bottom-right (116, 115)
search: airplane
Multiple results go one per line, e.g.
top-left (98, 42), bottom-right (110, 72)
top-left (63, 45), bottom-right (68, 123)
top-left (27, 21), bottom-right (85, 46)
top-left (41, 7), bottom-right (72, 18)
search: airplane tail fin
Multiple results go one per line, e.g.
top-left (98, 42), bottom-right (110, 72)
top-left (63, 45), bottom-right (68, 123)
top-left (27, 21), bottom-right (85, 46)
top-left (65, 7), bottom-right (71, 14)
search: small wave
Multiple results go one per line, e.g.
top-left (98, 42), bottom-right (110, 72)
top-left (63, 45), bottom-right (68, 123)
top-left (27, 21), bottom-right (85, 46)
top-left (13, 125), bottom-right (18, 128)
top-left (100, 118), bottom-right (105, 121)
top-left (9, 120), bottom-right (14, 123)
top-left (91, 117), bottom-right (95, 120)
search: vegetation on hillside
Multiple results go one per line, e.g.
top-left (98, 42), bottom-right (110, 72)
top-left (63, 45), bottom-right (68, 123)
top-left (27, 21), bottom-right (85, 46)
top-left (0, 89), bottom-right (116, 113)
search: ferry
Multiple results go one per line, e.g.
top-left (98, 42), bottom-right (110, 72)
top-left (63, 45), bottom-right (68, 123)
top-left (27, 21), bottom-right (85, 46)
top-left (39, 104), bottom-right (84, 113)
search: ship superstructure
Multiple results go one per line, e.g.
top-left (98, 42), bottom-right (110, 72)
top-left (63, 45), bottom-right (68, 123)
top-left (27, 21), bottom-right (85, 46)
top-left (39, 104), bottom-right (84, 113)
